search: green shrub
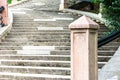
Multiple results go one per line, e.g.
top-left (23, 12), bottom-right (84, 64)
top-left (92, 0), bottom-right (100, 3)
top-left (100, 0), bottom-right (120, 32)
top-left (7, 0), bottom-right (12, 4)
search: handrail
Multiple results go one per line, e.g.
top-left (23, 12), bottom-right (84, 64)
top-left (98, 30), bottom-right (120, 48)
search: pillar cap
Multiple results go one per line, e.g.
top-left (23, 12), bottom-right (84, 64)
top-left (69, 15), bottom-right (99, 30)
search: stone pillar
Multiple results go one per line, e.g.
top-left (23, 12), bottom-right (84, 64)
top-left (69, 16), bottom-right (99, 80)
top-left (0, 0), bottom-right (8, 25)
top-left (59, 0), bottom-right (69, 10)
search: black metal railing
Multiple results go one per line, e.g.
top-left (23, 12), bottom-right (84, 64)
top-left (98, 29), bottom-right (120, 48)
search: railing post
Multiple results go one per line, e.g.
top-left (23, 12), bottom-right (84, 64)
top-left (69, 16), bottom-right (99, 80)
top-left (59, 0), bottom-right (69, 10)
top-left (0, 0), bottom-right (8, 25)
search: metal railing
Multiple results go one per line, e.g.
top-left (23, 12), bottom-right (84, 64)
top-left (98, 29), bottom-right (120, 48)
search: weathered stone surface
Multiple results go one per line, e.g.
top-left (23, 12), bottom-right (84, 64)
top-left (99, 47), bottom-right (120, 80)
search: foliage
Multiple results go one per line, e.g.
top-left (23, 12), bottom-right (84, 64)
top-left (91, 0), bottom-right (100, 3)
top-left (7, 0), bottom-right (12, 4)
top-left (100, 0), bottom-right (120, 32)
top-left (7, 0), bottom-right (21, 4)
top-left (69, 0), bottom-right (76, 6)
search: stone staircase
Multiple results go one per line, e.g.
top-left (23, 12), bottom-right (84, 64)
top-left (0, 7), bottom-right (119, 80)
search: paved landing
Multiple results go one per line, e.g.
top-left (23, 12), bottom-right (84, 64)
top-left (99, 47), bottom-right (120, 80)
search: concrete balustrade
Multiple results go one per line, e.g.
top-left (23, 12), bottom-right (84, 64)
top-left (69, 16), bottom-right (99, 80)
top-left (0, 0), bottom-right (8, 25)
top-left (12, 0), bottom-right (18, 4)
top-left (59, 0), bottom-right (69, 10)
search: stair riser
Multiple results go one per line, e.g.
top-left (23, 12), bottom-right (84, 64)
top-left (9, 33), bottom-right (70, 35)
top-left (98, 63), bottom-right (105, 69)
top-left (13, 21), bottom-right (72, 24)
top-left (0, 47), bottom-right (22, 50)
top-left (0, 76), bottom-right (70, 80)
top-left (8, 32), bottom-right (105, 36)
top-left (105, 43), bottom-right (120, 46)
top-left (4, 39), bottom-right (70, 42)
top-left (0, 42), bottom-right (70, 46)
top-left (0, 56), bottom-right (110, 62)
top-left (1, 62), bottom-right (70, 67)
top-left (98, 57), bottom-right (111, 62)
top-left (12, 24), bottom-right (70, 27)
top-left (0, 68), bottom-right (70, 75)
top-left (98, 52), bottom-right (114, 56)
top-left (13, 20), bottom-right (33, 21)
top-left (5, 35), bottom-right (70, 40)
top-left (10, 30), bottom-right (70, 32)
top-left (0, 46), bottom-right (70, 50)
top-left (11, 30), bottom-right (69, 32)
top-left (0, 61), bottom-right (104, 68)
top-left (0, 56), bottom-right (70, 61)
top-left (0, 51), bottom-right (70, 55)
top-left (98, 46), bottom-right (119, 50)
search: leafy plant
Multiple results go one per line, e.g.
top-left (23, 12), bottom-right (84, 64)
top-left (92, 0), bottom-right (100, 3)
top-left (100, 0), bottom-right (120, 32)
top-left (7, 0), bottom-right (12, 4)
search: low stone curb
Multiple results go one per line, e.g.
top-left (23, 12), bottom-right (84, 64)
top-left (62, 8), bottom-right (104, 23)
top-left (0, 9), bottom-right (13, 42)
top-left (8, 0), bottom-right (31, 7)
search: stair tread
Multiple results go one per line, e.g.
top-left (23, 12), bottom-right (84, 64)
top-left (0, 72), bottom-right (70, 79)
top-left (0, 65), bottom-right (70, 70)
top-left (0, 54), bottom-right (70, 57)
top-left (0, 59), bottom-right (70, 63)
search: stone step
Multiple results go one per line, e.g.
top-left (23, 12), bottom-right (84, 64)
top-left (13, 20), bottom-right (65, 23)
top-left (11, 28), bottom-right (38, 31)
top-left (98, 50), bottom-right (115, 56)
top-left (98, 46), bottom-right (119, 50)
top-left (12, 25), bottom-right (108, 31)
top-left (4, 38), bottom-right (70, 42)
top-left (12, 26), bottom-right (107, 31)
top-left (13, 22), bottom-right (35, 24)
top-left (11, 30), bottom-right (70, 32)
top-left (8, 32), bottom-right (70, 35)
top-left (105, 42), bottom-right (120, 46)
top-left (0, 54), bottom-right (110, 62)
top-left (13, 19), bottom-right (33, 21)
top-left (12, 27), bottom-right (37, 29)
top-left (98, 56), bottom-right (112, 62)
top-left (0, 46), bottom-right (22, 50)
top-left (11, 25), bottom-right (65, 28)
top-left (0, 60), bottom-right (70, 67)
top-left (0, 42), bottom-right (70, 46)
top-left (0, 55), bottom-right (70, 61)
top-left (0, 72), bottom-right (70, 80)
top-left (8, 32), bottom-right (104, 37)
top-left (13, 16), bottom-right (30, 18)
top-left (6, 35), bottom-right (70, 39)
top-left (0, 50), bottom-right (70, 55)
top-left (13, 24), bottom-right (37, 27)
top-left (98, 62), bottom-right (107, 68)
top-left (0, 66), bottom-right (70, 75)
top-left (0, 59), bottom-right (105, 69)
top-left (0, 46), bottom-right (70, 50)
top-left (6, 34), bottom-right (103, 39)
top-left (0, 78), bottom-right (10, 80)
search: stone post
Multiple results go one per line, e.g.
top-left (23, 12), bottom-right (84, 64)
top-left (69, 16), bottom-right (99, 80)
top-left (59, 0), bottom-right (69, 10)
top-left (0, 0), bottom-right (8, 25)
